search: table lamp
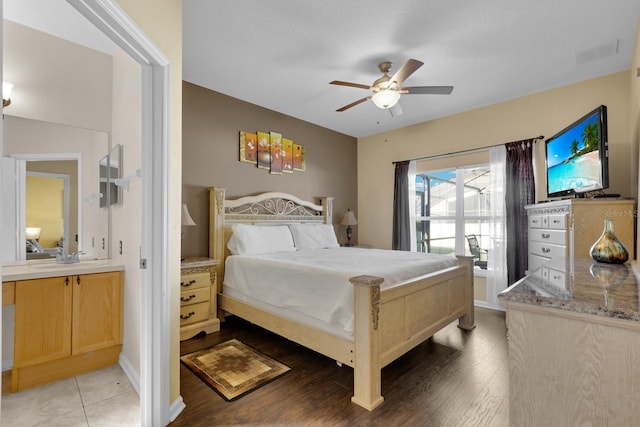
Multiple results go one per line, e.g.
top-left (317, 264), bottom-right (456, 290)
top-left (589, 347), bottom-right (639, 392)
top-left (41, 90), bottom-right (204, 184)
top-left (340, 209), bottom-right (358, 247)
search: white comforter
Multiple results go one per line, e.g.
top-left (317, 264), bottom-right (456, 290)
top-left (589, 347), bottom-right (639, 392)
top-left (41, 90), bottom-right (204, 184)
top-left (223, 248), bottom-right (457, 335)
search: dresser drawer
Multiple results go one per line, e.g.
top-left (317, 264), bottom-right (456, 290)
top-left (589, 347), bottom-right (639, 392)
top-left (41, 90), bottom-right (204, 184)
top-left (528, 254), bottom-right (550, 272)
top-left (180, 301), bottom-right (210, 326)
top-left (529, 215), bottom-right (544, 229)
top-left (180, 287), bottom-right (210, 306)
top-left (543, 267), bottom-right (566, 289)
top-left (529, 241), bottom-right (566, 260)
top-left (548, 214), bottom-right (567, 230)
top-left (528, 228), bottom-right (566, 246)
top-left (180, 272), bottom-right (211, 290)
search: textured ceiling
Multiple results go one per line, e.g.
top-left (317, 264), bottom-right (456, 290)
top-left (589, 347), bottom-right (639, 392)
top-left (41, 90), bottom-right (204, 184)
top-left (5, 0), bottom-right (640, 138)
top-left (183, 0), bottom-right (640, 137)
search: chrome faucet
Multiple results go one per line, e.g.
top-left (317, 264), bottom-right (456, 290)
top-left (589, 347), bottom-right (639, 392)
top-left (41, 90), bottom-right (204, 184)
top-left (56, 249), bottom-right (84, 264)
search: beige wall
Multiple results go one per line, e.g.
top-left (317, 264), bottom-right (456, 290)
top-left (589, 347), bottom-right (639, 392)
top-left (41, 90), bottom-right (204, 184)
top-left (114, 0), bottom-right (184, 407)
top-left (358, 71), bottom-right (633, 250)
top-left (110, 48), bottom-right (143, 390)
top-left (25, 176), bottom-right (63, 247)
top-left (182, 82), bottom-right (358, 256)
top-left (3, 20), bottom-right (113, 132)
top-left (26, 160), bottom-right (78, 252)
top-left (633, 20), bottom-right (640, 251)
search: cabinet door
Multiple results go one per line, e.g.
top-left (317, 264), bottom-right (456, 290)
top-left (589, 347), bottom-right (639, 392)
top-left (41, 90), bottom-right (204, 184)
top-left (14, 276), bottom-right (72, 367)
top-left (72, 271), bottom-right (123, 355)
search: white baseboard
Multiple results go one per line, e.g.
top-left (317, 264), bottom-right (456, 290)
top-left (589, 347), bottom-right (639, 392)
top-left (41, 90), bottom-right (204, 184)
top-left (169, 395), bottom-right (186, 422)
top-left (118, 353), bottom-right (140, 396)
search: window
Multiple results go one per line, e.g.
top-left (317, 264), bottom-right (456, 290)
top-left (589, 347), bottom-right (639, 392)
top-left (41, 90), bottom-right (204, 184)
top-left (415, 165), bottom-right (492, 268)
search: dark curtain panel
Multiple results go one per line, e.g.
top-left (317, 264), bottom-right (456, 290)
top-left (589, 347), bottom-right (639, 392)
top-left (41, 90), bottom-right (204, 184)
top-left (506, 139), bottom-right (535, 284)
top-left (392, 161), bottom-right (411, 251)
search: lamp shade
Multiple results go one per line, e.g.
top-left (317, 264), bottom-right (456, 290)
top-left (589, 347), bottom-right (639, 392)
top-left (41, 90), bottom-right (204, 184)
top-left (26, 227), bottom-right (41, 240)
top-left (340, 209), bottom-right (358, 226)
top-left (371, 89), bottom-right (400, 109)
top-left (181, 204), bottom-right (196, 226)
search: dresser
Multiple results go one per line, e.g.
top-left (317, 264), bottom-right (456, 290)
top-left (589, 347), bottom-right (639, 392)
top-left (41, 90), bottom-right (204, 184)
top-left (499, 258), bottom-right (640, 426)
top-left (180, 257), bottom-right (220, 341)
top-left (526, 199), bottom-right (635, 273)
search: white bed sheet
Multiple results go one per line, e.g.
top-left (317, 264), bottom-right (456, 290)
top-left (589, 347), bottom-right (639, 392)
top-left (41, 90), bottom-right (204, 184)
top-left (223, 248), bottom-right (457, 338)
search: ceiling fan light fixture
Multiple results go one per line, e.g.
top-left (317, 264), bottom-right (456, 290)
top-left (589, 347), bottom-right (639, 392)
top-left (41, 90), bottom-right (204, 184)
top-left (371, 89), bottom-right (400, 109)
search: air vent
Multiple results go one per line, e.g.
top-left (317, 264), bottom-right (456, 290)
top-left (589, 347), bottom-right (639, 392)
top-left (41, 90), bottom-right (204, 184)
top-left (575, 40), bottom-right (619, 65)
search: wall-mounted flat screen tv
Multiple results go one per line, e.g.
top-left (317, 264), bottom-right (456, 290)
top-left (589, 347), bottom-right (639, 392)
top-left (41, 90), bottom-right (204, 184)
top-left (545, 105), bottom-right (608, 198)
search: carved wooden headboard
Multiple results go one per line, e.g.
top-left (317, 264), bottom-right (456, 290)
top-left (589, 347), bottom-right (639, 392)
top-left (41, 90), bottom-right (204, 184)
top-left (208, 187), bottom-right (333, 289)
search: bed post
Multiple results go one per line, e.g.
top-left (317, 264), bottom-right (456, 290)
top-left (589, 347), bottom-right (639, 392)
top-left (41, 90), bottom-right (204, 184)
top-left (456, 255), bottom-right (476, 331)
top-left (320, 196), bottom-right (333, 224)
top-left (209, 187), bottom-right (226, 289)
top-left (349, 274), bottom-right (385, 411)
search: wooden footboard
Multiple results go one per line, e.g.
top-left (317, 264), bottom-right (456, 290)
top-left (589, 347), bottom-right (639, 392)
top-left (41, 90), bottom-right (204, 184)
top-left (350, 255), bottom-right (475, 410)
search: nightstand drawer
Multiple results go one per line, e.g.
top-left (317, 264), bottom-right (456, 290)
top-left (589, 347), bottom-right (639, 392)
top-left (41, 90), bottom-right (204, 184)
top-left (180, 287), bottom-right (210, 306)
top-left (180, 301), bottom-right (209, 326)
top-left (180, 272), bottom-right (210, 290)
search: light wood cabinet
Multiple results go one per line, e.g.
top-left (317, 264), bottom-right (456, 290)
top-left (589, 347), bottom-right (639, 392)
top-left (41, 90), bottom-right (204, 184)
top-left (12, 271), bottom-right (123, 391)
top-left (180, 257), bottom-right (220, 341)
top-left (526, 199), bottom-right (635, 272)
top-left (2, 281), bottom-right (15, 305)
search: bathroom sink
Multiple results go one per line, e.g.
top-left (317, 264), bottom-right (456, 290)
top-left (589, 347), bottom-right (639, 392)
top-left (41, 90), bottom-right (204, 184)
top-left (28, 259), bottom-right (109, 269)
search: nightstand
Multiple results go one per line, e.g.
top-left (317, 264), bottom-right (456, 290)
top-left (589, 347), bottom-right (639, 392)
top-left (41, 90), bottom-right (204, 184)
top-left (180, 257), bottom-right (220, 341)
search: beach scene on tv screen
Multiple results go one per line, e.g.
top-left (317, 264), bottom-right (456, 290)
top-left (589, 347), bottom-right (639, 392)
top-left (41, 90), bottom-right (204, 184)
top-left (547, 112), bottom-right (602, 194)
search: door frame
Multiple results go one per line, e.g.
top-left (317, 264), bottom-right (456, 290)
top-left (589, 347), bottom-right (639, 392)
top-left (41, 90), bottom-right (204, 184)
top-left (66, 1), bottom-right (173, 424)
top-left (0, 1), bottom-right (173, 425)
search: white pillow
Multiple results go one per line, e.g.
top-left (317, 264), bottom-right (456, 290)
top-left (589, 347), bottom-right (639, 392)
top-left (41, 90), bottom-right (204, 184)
top-left (288, 223), bottom-right (340, 250)
top-left (227, 224), bottom-right (296, 255)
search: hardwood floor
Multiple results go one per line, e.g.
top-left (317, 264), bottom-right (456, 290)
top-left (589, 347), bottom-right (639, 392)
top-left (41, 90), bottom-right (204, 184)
top-left (171, 307), bottom-right (508, 427)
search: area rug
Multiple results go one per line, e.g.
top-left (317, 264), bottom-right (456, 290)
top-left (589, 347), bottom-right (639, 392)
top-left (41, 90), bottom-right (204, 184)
top-left (180, 338), bottom-right (291, 401)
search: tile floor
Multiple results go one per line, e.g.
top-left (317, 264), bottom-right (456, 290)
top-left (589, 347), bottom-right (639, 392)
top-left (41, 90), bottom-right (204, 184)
top-left (1, 364), bottom-right (140, 426)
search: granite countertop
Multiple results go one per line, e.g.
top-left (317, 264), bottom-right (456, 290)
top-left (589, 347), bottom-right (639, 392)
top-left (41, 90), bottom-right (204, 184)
top-left (2, 258), bottom-right (125, 281)
top-left (498, 258), bottom-right (640, 322)
top-left (181, 257), bottom-right (219, 268)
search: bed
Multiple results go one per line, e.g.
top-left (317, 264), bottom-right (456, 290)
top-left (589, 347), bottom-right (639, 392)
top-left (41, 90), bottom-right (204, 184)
top-left (208, 187), bottom-right (475, 411)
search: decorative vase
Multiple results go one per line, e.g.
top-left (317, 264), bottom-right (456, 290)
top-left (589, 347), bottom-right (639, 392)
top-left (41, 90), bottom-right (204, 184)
top-left (589, 219), bottom-right (629, 264)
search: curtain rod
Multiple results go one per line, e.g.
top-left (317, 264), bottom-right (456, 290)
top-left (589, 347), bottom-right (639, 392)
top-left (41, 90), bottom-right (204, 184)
top-left (392, 135), bottom-right (544, 164)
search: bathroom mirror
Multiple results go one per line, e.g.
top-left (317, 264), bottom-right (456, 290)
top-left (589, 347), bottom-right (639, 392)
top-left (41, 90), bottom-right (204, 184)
top-left (2, 116), bottom-right (110, 261)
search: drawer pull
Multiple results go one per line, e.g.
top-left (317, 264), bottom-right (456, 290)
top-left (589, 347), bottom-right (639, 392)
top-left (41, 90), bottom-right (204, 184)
top-left (541, 233), bottom-right (551, 239)
top-left (541, 247), bottom-right (551, 253)
top-left (181, 279), bottom-right (196, 287)
top-left (181, 294), bottom-right (196, 302)
top-left (552, 274), bottom-right (561, 280)
top-left (180, 311), bottom-right (195, 320)
top-left (552, 219), bottom-right (561, 224)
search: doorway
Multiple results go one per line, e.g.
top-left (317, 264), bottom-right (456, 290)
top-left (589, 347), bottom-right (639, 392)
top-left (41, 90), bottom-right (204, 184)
top-left (0, 1), bottom-right (173, 425)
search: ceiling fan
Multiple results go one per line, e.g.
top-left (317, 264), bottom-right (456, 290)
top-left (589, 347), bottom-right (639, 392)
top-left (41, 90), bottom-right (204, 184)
top-left (330, 58), bottom-right (453, 112)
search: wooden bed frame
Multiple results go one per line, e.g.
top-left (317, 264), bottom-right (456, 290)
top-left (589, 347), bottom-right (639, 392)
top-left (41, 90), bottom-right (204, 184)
top-left (208, 187), bottom-right (475, 411)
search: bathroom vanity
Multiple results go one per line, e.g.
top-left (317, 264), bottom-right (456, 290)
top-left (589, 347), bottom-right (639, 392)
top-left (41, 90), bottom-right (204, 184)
top-left (2, 259), bottom-right (124, 392)
top-left (498, 258), bottom-right (640, 426)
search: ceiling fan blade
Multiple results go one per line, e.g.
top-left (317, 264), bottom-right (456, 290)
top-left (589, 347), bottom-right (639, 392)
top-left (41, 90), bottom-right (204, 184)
top-left (389, 59), bottom-right (424, 87)
top-left (336, 97), bottom-right (370, 112)
top-left (401, 86), bottom-right (454, 95)
top-left (329, 80), bottom-right (371, 90)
